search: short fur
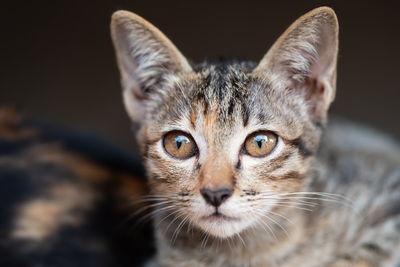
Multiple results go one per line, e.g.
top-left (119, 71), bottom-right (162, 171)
top-left (1, 6), bottom-right (398, 267)
top-left (111, 7), bottom-right (400, 267)
top-left (0, 107), bottom-right (154, 267)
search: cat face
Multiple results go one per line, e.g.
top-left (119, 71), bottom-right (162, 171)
top-left (111, 7), bottom-right (338, 238)
top-left (139, 66), bottom-right (320, 237)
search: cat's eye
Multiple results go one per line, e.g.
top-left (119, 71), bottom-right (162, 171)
top-left (163, 131), bottom-right (198, 159)
top-left (244, 131), bottom-right (277, 157)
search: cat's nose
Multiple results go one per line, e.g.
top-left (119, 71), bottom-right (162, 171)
top-left (200, 187), bottom-right (234, 207)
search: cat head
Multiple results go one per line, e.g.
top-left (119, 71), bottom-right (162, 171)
top-left (111, 7), bottom-right (338, 238)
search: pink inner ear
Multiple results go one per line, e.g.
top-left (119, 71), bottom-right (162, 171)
top-left (302, 77), bottom-right (326, 118)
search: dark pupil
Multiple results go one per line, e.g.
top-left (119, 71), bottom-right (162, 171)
top-left (175, 136), bottom-right (188, 150)
top-left (254, 135), bottom-right (266, 149)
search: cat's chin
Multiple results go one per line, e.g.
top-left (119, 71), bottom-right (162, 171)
top-left (196, 214), bottom-right (255, 238)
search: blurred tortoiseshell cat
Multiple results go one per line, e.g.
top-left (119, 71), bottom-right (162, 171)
top-left (1, 6), bottom-right (400, 267)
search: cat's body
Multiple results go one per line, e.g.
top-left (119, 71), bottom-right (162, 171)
top-left (1, 6), bottom-right (400, 267)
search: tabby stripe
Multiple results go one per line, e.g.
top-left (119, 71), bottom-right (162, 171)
top-left (291, 138), bottom-right (313, 157)
top-left (267, 171), bottom-right (304, 180)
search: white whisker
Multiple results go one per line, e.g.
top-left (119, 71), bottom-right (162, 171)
top-left (253, 213), bottom-right (278, 241)
top-left (157, 208), bottom-right (183, 227)
top-left (263, 203), bottom-right (314, 211)
top-left (257, 212), bottom-right (289, 237)
top-left (133, 200), bottom-right (176, 216)
top-left (236, 232), bottom-right (246, 247)
top-left (166, 210), bottom-right (186, 233)
top-left (137, 205), bottom-right (177, 224)
top-left (171, 214), bottom-right (190, 244)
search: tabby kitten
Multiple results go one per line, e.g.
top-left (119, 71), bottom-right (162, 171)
top-left (111, 6), bottom-right (400, 267)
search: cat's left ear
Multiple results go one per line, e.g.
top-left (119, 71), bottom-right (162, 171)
top-left (254, 7), bottom-right (339, 120)
top-left (111, 11), bottom-right (192, 122)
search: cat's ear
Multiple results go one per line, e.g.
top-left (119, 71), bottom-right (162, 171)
top-left (111, 11), bottom-right (192, 122)
top-left (254, 7), bottom-right (339, 120)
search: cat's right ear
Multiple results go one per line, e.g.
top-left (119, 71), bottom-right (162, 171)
top-left (254, 7), bottom-right (339, 122)
top-left (111, 11), bottom-right (192, 122)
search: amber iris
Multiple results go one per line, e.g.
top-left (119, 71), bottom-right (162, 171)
top-left (244, 131), bottom-right (277, 157)
top-left (163, 131), bottom-right (197, 159)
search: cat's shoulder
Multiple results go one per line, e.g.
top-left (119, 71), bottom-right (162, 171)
top-left (309, 119), bottom-right (400, 266)
top-left (316, 118), bottom-right (400, 189)
top-left (320, 118), bottom-right (400, 163)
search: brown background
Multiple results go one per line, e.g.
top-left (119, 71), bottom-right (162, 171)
top-left (1, 0), bottom-right (399, 152)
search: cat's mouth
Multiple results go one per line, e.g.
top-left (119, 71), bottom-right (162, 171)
top-left (201, 210), bottom-right (239, 222)
top-left (195, 209), bottom-right (248, 238)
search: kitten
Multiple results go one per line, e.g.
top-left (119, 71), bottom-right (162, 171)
top-left (111, 6), bottom-right (400, 267)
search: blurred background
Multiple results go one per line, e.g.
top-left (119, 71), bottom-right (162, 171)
top-left (1, 0), bottom-right (399, 152)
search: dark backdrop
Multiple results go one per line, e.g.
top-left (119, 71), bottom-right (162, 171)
top-left (1, 0), bottom-right (399, 152)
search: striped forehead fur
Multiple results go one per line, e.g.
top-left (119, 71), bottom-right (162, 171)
top-left (141, 60), bottom-right (320, 158)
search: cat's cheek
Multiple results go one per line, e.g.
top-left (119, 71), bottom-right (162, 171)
top-left (146, 158), bottom-right (197, 196)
